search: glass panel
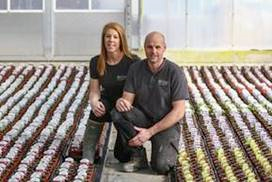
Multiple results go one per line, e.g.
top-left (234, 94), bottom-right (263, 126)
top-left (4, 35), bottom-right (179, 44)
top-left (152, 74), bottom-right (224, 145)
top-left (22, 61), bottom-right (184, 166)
top-left (10, 0), bottom-right (43, 10)
top-left (92, 0), bottom-right (124, 10)
top-left (142, 0), bottom-right (186, 48)
top-left (234, 0), bottom-right (272, 49)
top-left (56, 0), bottom-right (88, 10)
top-left (0, 0), bottom-right (7, 10)
top-left (188, 0), bottom-right (232, 49)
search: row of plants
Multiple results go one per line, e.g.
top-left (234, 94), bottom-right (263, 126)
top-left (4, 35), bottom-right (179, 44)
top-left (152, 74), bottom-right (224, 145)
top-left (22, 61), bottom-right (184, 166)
top-left (177, 65), bottom-right (272, 181)
top-left (0, 65), bottom-right (98, 182)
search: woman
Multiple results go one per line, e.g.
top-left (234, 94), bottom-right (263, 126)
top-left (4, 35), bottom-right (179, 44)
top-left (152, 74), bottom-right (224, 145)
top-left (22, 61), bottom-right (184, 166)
top-left (83, 22), bottom-right (140, 163)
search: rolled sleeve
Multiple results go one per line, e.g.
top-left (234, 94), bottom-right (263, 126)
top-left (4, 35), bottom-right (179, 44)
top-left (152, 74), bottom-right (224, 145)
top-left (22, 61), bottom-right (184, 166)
top-left (171, 67), bottom-right (189, 101)
top-left (123, 64), bottom-right (136, 94)
top-left (89, 57), bottom-right (99, 79)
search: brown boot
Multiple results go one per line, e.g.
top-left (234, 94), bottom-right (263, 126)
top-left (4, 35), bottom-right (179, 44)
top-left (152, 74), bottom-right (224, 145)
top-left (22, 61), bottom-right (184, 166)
top-left (122, 148), bottom-right (148, 172)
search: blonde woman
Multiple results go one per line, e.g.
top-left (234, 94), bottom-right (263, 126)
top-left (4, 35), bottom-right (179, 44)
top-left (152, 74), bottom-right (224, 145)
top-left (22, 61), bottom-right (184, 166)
top-left (83, 22), bottom-right (140, 163)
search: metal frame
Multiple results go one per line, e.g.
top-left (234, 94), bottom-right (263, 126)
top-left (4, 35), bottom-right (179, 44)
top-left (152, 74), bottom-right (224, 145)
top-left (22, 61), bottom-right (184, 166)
top-left (43, 0), bottom-right (54, 60)
top-left (125, 0), bottom-right (141, 50)
top-left (231, 0), bottom-right (234, 49)
top-left (185, 0), bottom-right (188, 48)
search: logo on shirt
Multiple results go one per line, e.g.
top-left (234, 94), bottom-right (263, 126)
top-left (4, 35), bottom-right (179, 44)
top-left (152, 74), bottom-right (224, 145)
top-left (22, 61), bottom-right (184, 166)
top-left (158, 79), bottom-right (168, 86)
top-left (117, 75), bottom-right (127, 81)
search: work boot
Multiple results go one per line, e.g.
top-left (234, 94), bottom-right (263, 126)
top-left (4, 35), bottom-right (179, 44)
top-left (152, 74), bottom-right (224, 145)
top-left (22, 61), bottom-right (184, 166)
top-left (82, 119), bottom-right (103, 163)
top-left (122, 148), bottom-right (148, 172)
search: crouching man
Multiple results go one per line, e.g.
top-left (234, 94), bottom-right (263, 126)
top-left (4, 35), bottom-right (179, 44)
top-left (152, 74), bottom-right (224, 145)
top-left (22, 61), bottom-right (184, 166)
top-left (111, 31), bottom-right (189, 174)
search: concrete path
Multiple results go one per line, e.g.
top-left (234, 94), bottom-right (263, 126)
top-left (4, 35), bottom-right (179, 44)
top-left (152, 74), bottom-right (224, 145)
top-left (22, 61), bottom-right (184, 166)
top-left (100, 127), bottom-right (168, 182)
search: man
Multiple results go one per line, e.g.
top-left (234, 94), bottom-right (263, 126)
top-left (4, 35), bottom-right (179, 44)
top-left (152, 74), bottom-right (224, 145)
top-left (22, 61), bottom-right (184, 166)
top-left (111, 31), bottom-right (189, 174)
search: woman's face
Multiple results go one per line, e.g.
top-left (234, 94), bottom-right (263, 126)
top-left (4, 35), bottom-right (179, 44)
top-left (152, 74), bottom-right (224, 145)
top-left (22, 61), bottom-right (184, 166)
top-left (104, 28), bottom-right (121, 53)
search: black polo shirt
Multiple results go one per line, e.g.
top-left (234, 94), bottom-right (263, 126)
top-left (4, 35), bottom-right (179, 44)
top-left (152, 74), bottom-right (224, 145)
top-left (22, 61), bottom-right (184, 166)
top-left (124, 58), bottom-right (189, 122)
top-left (90, 55), bottom-right (140, 105)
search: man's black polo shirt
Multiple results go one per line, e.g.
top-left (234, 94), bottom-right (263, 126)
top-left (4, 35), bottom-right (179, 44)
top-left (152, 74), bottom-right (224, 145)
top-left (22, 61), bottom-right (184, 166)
top-left (124, 58), bottom-right (189, 122)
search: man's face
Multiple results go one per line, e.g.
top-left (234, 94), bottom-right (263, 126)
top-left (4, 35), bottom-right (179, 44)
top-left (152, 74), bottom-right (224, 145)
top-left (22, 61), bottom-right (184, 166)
top-left (144, 35), bottom-right (166, 64)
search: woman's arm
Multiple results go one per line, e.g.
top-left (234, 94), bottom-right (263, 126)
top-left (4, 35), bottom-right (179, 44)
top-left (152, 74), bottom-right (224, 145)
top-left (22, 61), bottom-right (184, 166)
top-left (89, 78), bottom-right (100, 105)
top-left (89, 78), bottom-right (106, 117)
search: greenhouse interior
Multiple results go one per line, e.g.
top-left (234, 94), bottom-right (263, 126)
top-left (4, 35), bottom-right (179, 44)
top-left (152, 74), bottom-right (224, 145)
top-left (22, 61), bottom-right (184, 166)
top-left (0, 0), bottom-right (272, 181)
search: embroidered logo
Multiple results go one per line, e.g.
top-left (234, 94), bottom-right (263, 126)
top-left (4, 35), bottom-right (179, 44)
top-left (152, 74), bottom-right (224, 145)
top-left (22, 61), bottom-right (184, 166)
top-left (117, 75), bottom-right (127, 81)
top-left (158, 80), bottom-right (168, 86)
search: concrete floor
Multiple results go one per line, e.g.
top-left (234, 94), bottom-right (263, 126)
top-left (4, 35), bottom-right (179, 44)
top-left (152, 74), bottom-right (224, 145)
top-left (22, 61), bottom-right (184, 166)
top-left (100, 127), bottom-right (168, 182)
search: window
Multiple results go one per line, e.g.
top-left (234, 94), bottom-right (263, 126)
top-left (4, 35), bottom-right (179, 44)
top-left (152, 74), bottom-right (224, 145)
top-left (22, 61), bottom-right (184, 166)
top-left (10, 0), bottom-right (43, 10)
top-left (56, 0), bottom-right (89, 10)
top-left (55, 0), bottom-right (125, 11)
top-left (0, 0), bottom-right (7, 10)
top-left (92, 0), bottom-right (124, 10)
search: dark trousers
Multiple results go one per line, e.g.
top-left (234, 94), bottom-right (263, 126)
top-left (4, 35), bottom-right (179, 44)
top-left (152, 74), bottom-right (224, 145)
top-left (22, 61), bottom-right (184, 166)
top-left (111, 107), bottom-right (181, 174)
top-left (88, 98), bottom-right (132, 163)
top-left (89, 98), bottom-right (113, 123)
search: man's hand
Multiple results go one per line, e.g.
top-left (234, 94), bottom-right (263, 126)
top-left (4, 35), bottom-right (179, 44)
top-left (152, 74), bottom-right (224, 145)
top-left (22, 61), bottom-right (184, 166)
top-left (116, 98), bottom-right (133, 112)
top-left (92, 101), bottom-right (106, 117)
top-left (128, 126), bottom-right (152, 147)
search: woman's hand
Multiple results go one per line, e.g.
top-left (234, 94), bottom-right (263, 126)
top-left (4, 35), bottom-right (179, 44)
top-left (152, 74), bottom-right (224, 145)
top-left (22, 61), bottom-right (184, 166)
top-left (92, 100), bottom-right (106, 117)
top-left (116, 98), bottom-right (133, 112)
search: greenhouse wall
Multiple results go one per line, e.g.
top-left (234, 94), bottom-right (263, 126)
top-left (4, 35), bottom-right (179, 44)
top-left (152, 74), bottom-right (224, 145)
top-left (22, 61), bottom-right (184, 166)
top-left (141, 0), bottom-right (272, 50)
top-left (0, 0), bottom-right (272, 61)
top-left (0, 0), bottom-right (125, 61)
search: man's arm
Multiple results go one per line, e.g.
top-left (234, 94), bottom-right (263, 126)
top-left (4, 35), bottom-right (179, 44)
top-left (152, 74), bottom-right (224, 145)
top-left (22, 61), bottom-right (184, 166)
top-left (149, 100), bottom-right (185, 136)
top-left (129, 99), bottom-right (186, 147)
top-left (115, 91), bottom-right (135, 112)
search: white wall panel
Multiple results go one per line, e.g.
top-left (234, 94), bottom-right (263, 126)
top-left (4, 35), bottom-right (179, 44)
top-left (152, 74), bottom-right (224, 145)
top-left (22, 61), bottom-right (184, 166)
top-left (54, 12), bottom-right (124, 58)
top-left (0, 14), bottom-right (43, 56)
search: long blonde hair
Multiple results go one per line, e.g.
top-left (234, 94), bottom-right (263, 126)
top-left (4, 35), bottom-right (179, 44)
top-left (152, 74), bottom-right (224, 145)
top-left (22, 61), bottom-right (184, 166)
top-left (97, 22), bottom-right (132, 76)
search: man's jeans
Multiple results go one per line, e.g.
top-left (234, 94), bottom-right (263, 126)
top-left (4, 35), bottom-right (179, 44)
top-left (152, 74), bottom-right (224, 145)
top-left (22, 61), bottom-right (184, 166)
top-left (111, 107), bottom-right (181, 174)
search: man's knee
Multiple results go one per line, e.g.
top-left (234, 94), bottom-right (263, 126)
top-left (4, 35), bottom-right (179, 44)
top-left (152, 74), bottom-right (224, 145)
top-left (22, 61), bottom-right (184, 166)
top-left (110, 108), bottom-right (123, 122)
top-left (111, 108), bottom-right (138, 123)
top-left (123, 108), bottom-right (145, 122)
